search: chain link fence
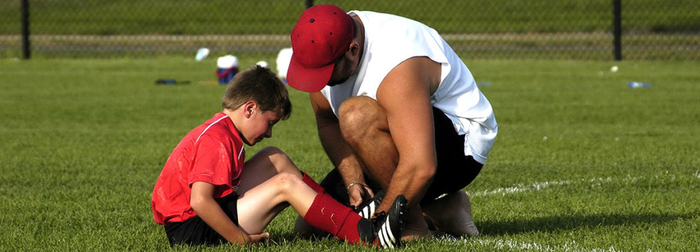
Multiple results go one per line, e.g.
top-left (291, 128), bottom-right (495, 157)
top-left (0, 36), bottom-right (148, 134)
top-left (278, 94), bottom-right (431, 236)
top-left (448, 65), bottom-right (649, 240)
top-left (1, 0), bottom-right (698, 60)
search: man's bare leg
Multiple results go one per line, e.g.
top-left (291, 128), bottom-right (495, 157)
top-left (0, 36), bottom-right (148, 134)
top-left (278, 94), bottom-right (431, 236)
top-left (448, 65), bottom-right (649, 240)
top-left (402, 204), bottom-right (431, 241)
top-left (421, 190), bottom-right (479, 237)
top-left (338, 96), bottom-right (431, 241)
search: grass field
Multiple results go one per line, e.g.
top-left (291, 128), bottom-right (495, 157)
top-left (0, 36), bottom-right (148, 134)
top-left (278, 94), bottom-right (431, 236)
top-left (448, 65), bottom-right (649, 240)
top-left (1, 57), bottom-right (699, 251)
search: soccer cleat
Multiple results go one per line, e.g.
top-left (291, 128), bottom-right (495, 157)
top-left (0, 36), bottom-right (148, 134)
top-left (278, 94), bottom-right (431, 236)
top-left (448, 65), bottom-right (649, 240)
top-left (355, 190), bottom-right (386, 219)
top-left (371, 194), bottom-right (408, 249)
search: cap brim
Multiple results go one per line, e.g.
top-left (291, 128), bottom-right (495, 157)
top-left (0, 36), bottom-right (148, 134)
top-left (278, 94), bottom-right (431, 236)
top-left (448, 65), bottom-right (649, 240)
top-left (286, 54), bottom-right (335, 93)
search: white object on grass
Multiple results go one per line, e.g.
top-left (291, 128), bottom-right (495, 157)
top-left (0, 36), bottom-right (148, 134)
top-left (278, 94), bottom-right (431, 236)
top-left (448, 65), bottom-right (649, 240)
top-left (256, 61), bottom-right (269, 68)
top-left (195, 48), bottom-right (210, 61)
top-left (217, 55), bottom-right (239, 69)
top-left (276, 47), bottom-right (293, 79)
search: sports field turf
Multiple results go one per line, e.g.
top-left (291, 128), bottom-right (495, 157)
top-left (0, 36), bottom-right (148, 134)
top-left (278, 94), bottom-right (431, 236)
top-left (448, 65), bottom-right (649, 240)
top-left (0, 57), bottom-right (698, 251)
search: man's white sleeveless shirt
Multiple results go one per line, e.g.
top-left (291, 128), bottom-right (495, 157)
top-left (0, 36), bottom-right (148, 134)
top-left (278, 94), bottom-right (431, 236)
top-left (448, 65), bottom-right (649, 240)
top-left (320, 10), bottom-right (498, 164)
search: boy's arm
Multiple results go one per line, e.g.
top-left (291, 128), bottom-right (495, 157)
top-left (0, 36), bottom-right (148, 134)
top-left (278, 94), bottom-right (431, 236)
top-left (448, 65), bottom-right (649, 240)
top-left (190, 181), bottom-right (269, 245)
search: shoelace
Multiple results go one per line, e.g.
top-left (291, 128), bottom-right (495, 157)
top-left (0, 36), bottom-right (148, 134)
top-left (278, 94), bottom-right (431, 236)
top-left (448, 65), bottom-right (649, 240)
top-left (371, 211), bottom-right (387, 223)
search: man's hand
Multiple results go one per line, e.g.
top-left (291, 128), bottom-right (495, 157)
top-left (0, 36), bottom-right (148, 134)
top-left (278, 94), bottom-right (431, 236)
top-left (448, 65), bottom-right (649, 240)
top-left (348, 183), bottom-right (374, 209)
top-left (311, 92), bottom-right (374, 208)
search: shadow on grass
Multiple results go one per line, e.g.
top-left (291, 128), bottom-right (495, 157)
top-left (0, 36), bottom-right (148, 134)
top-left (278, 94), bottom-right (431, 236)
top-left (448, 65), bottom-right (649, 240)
top-left (478, 212), bottom-right (697, 236)
top-left (241, 212), bottom-right (697, 246)
top-left (265, 232), bottom-right (343, 246)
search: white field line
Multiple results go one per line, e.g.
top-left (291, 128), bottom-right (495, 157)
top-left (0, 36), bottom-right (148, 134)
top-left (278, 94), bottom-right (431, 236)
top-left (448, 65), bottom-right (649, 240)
top-left (440, 236), bottom-right (656, 252)
top-left (470, 176), bottom-right (644, 197)
top-left (450, 174), bottom-right (697, 251)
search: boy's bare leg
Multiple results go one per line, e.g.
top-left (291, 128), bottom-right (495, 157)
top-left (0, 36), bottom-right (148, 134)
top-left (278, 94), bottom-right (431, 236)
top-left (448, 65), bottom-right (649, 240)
top-left (235, 146), bottom-right (316, 234)
top-left (237, 174), bottom-right (314, 233)
top-left (237, 146), bottom-right (380, 245)
top-left (237, 172), bottom-right (315, 234)
top-left (238, 146), bottom-right (304, 188)
top-left (421, 190), bottom-right (479, 237)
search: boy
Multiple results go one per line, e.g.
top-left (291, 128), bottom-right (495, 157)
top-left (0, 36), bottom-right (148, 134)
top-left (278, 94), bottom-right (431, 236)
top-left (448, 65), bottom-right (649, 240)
top-left (151, 65), bottom-right (407, 248)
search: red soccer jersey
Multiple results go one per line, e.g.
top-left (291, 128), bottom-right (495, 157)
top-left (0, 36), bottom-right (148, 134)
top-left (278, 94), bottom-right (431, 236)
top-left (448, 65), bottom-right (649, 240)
top-left (151, 113), bottom-right (246, 225)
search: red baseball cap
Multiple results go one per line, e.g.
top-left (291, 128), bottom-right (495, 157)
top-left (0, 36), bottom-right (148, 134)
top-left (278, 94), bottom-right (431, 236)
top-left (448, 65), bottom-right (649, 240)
top-left (287, 5), bottom-right (354, 92)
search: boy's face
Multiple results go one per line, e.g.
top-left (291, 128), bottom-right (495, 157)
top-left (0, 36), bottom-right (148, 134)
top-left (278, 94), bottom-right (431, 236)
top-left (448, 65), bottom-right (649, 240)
top-left (241, 109), bottom-right (281, 146)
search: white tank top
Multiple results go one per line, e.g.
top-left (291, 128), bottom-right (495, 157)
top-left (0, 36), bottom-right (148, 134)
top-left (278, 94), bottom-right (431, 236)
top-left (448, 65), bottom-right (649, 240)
top-left (320, 10), bottom-right (498, 164)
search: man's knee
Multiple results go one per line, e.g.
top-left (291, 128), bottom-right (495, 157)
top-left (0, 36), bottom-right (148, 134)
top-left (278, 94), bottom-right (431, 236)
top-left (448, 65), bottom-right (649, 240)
top-left (338, 97), bottom-right (385, 141)
top-left (338, 96), bottom-right (379, 125)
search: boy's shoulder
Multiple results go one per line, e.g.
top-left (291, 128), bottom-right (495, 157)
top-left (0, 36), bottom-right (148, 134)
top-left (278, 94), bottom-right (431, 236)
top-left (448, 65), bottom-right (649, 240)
top-left (195, 113), bottom-right (241, 144)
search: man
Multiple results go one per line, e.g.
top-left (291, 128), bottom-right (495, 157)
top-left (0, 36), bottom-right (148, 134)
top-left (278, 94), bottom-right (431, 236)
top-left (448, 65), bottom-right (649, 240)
top-left (287, 5), bottom-right (497, 239)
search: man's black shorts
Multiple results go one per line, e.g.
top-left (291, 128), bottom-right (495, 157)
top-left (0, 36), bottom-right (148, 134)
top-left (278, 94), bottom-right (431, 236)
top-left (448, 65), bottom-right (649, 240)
top-left (320, 107), bottom-right (483, 205)
top-left (163, 193), bottom-right (239, 247)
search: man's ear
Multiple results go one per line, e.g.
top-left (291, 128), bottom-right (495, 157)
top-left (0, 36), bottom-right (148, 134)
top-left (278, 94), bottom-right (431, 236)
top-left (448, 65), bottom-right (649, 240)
top-left (349, 42), bottom-right (360, 57)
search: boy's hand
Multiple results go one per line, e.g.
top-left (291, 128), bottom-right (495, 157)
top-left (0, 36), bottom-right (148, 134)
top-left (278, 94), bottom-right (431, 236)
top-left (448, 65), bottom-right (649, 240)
top-left (191, 182), bottom-right (269, 246)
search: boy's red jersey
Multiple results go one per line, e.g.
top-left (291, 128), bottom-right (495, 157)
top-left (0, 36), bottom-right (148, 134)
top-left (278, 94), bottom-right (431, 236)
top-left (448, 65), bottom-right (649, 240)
top-left (151, 113), bottom-right (245, 225)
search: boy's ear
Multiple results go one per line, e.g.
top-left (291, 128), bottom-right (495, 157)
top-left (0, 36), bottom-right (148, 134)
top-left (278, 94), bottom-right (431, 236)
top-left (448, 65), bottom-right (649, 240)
top-left (243, 100), bottom-right (257, 118)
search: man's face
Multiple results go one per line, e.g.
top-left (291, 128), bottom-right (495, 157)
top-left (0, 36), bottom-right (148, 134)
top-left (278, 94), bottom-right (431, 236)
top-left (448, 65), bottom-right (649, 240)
top-left (327, 54), bottom-right (355, 87)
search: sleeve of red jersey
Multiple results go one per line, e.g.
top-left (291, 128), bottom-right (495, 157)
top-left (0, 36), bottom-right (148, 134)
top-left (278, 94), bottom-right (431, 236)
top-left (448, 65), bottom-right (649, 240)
top-left (188, 134), bottom-right (240, 198)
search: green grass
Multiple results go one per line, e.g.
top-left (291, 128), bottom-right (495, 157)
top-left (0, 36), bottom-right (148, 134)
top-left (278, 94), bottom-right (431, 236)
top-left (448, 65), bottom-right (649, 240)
top-left (1, 57), bottom-right (699, 251)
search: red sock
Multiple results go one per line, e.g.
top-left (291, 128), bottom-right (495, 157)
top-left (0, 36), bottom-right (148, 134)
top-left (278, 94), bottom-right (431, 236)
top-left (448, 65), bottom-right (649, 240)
top-left (302, 172), bottom-right (324, 194)
top-left (303, 192), bottom-right (364, 244)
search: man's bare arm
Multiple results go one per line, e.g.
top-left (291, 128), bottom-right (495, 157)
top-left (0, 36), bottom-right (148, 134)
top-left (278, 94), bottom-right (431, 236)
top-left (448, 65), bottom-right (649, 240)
top-left (375, 57), bottom-right (442, 211)
top-left (310, 92), bottom-right (373, 207)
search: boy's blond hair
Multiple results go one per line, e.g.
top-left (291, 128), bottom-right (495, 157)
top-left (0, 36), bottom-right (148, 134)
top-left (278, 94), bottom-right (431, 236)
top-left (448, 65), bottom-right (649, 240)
top-left (222, 65), bottom-right (292, 120)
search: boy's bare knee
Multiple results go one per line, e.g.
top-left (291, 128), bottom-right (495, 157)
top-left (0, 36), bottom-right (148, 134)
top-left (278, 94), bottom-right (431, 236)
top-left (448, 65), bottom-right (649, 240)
top-left (258, 146), bottom-right (300, 174)
top-left (273, 172), bottom-right (304, 192)
top-left (263, 146), bottom-right (288, 163)
top-left (258, 146), bottom-right (284, 156)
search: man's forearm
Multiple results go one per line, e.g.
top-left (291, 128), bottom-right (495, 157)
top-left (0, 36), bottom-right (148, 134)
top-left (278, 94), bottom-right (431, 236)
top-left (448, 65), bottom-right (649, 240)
top-left (379, 162), bottom-right (436, 213)
top-left (318, 123), bottom-right (366, 187)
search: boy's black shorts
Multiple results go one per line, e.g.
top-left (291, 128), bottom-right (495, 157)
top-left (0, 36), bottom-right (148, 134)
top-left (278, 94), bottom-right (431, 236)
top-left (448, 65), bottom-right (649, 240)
top-left (320, 107), bottom-right (483, 205)
top-left (163, 193), bottom-right (239, 247)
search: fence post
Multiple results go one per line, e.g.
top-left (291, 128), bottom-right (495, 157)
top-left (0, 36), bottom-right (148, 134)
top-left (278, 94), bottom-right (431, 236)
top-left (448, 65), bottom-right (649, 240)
top-left (21, 0), bottom-right (30, 59)
top-left (305, 0), bottom-right (313, 8)
top-left (613, 0), bottom-right (622, 61)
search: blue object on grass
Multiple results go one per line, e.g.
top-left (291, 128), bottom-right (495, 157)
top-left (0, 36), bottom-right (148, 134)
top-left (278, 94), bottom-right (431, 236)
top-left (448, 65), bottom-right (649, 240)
top-left (628, 82), bottom-right (652, 88)
top-left (155, 79), bottom-right (190, 85)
